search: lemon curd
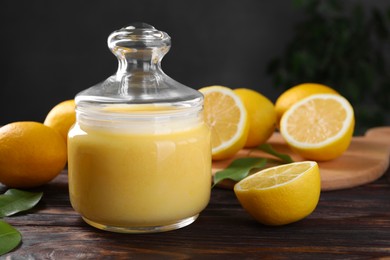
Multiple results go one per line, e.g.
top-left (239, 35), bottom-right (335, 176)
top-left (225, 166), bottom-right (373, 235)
top-left (68, 105), bottom-right (211, 233)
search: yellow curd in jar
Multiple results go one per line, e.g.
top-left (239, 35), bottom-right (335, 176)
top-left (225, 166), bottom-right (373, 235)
top-left (67, 105), bottom-right (211, 231)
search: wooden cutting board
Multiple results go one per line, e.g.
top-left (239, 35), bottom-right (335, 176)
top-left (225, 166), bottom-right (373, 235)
top-left (212, 127), bottom-right (390, 191)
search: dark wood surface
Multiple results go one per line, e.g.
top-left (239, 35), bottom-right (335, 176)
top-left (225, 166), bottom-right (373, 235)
top-left (2, 167), bottom-right (390, 259)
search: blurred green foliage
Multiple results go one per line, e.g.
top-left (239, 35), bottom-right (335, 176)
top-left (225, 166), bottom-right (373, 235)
top-left (267, 0), bottom-right (390, 134)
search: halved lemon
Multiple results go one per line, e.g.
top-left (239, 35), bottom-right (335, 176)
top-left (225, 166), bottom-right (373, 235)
top-left (275, 83), bottom-right (338, 126)
top-left (280, 94), bottom-right (354, 161)
top-left (234, 161), bottom-right (321, 226)
top-left (199, 86), bottom-right (249, 160)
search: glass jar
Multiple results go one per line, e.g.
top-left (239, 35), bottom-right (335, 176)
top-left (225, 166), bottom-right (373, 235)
top-left (67, 23), bottom-right (211, 233)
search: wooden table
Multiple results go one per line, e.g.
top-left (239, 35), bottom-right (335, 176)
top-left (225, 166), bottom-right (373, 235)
top-left (2, 167), bottom-right (390, 259)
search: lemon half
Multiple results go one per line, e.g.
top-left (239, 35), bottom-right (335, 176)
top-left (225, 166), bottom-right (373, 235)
top-left (275, 83), bottom-right (338, 126)
top-left (280, 94), bottom-right (354, 161)
top-left (199, 86), bottom-right (249, 160)
top-left (234, 161), bottom-right (321, 226)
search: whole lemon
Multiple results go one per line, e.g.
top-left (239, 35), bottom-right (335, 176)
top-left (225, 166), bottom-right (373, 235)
top-left (275, 83), bottom-right (338, 126)
top-left (234, 88), bottom-right (276, 148)
top-left (44, 99), bottom-right (76, 144)
top-left (0, 121), bottom-right (67, 188)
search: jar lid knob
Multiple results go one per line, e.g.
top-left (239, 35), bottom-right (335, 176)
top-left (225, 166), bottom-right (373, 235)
top-left (107, 22), bottom-right (171, 51)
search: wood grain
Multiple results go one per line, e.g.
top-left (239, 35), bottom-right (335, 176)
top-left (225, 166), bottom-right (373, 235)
top-left (2, 169), bottom-right (390, 259)
top-left (213, 127), bottom-right (390, 191)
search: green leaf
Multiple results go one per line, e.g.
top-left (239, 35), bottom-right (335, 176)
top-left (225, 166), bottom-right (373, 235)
top-left (0, 189), bottom-right (43, 217)
top-left (258, 143), bottom-right (294, 163)
top-left (0, 220), bottom-right (21, 255)
top-left (213, 158), bottom-right (267, 187)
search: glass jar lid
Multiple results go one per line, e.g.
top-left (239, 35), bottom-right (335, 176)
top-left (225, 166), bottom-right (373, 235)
top-left (75, 23), bottom-right (203, 115)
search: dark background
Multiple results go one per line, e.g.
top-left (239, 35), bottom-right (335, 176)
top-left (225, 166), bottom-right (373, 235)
top-left (1, 1), bottom-right (388, 129)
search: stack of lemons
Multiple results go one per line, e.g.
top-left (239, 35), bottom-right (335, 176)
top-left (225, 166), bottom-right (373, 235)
top-left (200, 83), bottom-right (355, 226)
top-left (200, 83), bottom-right (354, 162)
top-left (0, 100), bottom-right (75, 188)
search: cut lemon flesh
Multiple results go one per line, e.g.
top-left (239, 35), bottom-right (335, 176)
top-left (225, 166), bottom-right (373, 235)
top-left (275, 83), bottom-right (338, 125)
top-left (199, 86), bottom-right (249, 160)
top-left (280, 94), bottom-right (354, 161)
top-left (238, 162), bottom-right (312, 190)
top-left (234, 161), bottom-right (321, 226)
